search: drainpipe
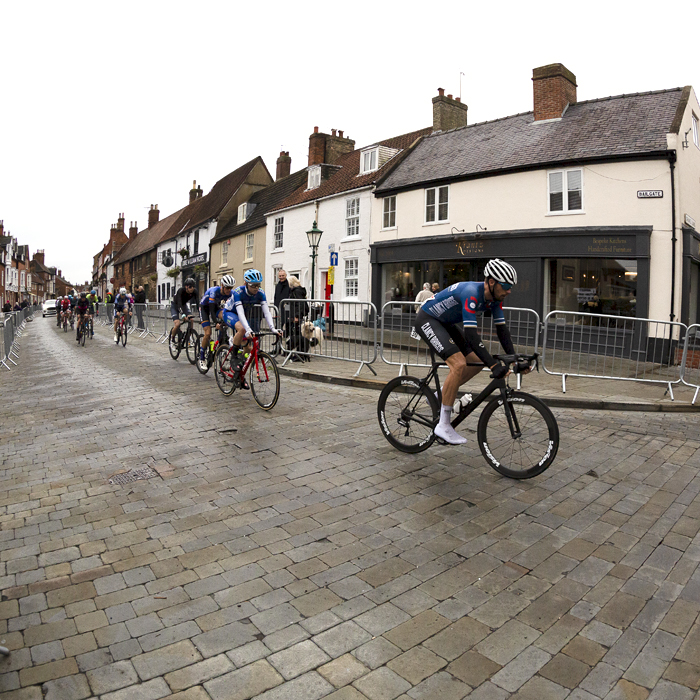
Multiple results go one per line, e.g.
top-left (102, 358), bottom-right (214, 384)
top-left (668, 151), bottom-right (677, 367)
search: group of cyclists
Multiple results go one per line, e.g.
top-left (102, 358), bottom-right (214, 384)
top-left (51, 258), bottom-right (523, 447)
top-left (170, 269), bottom-right (282, 388)
top-left (54, 288), bottom-right (134, 344)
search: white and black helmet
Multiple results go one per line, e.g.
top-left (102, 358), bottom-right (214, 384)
top-left (484, 259), bottom-right (517, 286)
top-left (220, 275), bottom-right (236, 288)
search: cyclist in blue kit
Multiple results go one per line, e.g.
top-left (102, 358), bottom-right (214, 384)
top-left (222, 269), bottom-right (281, 373)
top-left (415, 259), bottom-right (519, 445)
top-left (199, 275), bottom-right (235, 360)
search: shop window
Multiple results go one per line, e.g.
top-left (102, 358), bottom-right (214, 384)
top-left (383, 196), bottom-right (396, 229)
top-left (344, 258), bottom-right (358, 297)
top-left (274, 218), bottom-right (284, 249)
top-left (346, 197), bottom-right (360, 237)
top-left (425, 186), bottom-right (449, 223)
top-left (544, 258), bottom-right (637, 317)
top-left (548, 169), bottom-right (583, 213)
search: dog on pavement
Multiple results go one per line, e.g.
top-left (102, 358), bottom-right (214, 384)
top-left (301, 320), bottom-right (323, 349)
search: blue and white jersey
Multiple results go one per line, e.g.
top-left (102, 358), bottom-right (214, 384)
top-left (199, 286), bottom-right (232, 309)
top-left (421, 281), bottom-right (505, 328)
top-left (224, 285), bottom-right (267, 312)
top-left (113, 293), bottom-right (132, 309)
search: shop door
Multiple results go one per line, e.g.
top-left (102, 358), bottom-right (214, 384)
top-left (691, 262), bottom-right (699, 327)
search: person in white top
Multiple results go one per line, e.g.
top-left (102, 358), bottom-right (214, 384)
top-left (414, 283), bottom-right (434, 308)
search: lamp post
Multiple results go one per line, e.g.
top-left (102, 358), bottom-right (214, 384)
top-left (306, 221), bottom-right (323, 299)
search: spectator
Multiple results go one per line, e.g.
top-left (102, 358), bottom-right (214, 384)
top-left (134, 286), bottom-right (147, 330)
top-left (2, 301), bottom-right (11, 313)
top-left (274, 269), bottom-right (291, 326)
top-left (13, 302), bottom-right (21, 311)
top-left (20, 299), bottom-right (29, 309)
top-left (415, 282), bottom-right (434, 308)
top-left (431, 282), bottom-right (440, 294)
top-left (105, 289), bottom-right (115, 323)
top-left (287, 276), bottom-right (310, 361)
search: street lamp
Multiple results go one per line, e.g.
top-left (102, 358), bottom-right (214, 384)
top-left (306, 221), bottom-right (323, 299)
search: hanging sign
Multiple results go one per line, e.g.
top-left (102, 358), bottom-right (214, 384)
top-left (328, 266), bottom-right (335, 285)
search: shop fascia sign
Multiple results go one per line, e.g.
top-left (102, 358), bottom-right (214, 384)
top-left (637, 190), bottom-right (663, 198)
top-left (180, 252), bottom-right (207, 267)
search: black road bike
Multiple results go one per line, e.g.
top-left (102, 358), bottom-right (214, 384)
top-left (169, 316), bottom-right (198, 364)
top-left (377, 353), bottom-right (559, 479)
top-left (194, 325), bottom-right (228, 375)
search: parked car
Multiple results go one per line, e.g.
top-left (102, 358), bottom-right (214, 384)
top-left (42, 299), bottom-right (58, 317)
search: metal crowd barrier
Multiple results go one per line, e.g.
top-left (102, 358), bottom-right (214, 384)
top-left (1, 306), bottom-right (38, 370)
top-left (542, 310), bottom-right (686, 399)
top-left (278, 298), bottom-right (377, 377)
top-left (679, 324), bottom-right (700, 404)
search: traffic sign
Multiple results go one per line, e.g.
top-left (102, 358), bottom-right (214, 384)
top-left (330, 252), bottom-right (339, 266)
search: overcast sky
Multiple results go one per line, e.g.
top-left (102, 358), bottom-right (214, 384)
top-left (2, 0), bottom-right (699, 285)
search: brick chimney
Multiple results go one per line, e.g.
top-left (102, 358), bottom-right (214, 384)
top-left (33, 250), bottom-right (45, 266)
top-left (117, 213), bottom-right (125, 232)
top-left (189, 180), bottom-right (203, 203)
top-left (129, 221), bottom-right (138, 240)
top-left (532, 63), bottom-right (577, 121)
top-left (148, 204), bottom-right (160, 228)
top-left (0, 220), bottom-right (3, 236)
top-left (276, 151), bottom-right (291, 180)
top-left (432, 88), bottom-right (469, 132)
top-left (308, 127), bottom-right (355, 166)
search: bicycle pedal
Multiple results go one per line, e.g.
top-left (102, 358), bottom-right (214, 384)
top-left (434, 436), bottom-right (448, 446)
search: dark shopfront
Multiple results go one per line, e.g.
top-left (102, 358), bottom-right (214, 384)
top-left (681, 226), bottom-right (700, 328)
top-left (371, 226), bottom-right (652, 322)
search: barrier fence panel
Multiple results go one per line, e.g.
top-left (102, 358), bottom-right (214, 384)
top-left (279, 298), bottom-right (377, 377)
top-left (380, 302), bottom-right (540, 387)
top-left (542, 311), bottom-right (686, 398)
top-left (680, 324), bottom-right (700, 404)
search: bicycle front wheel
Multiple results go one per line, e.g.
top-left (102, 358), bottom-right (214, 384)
top-left (80, 325), bottom-right (86, 346)
top-left (377, 376), bottom-right (438, 453)
top-left (121, 320), bottom-right (128, 346)
top-left (169, 328), bottom-right (182, 359)
top-left (477, 391), bottom-right (559, 479)
top-left (249, 351), bottom-right (280, 410)
top-left (214, 345), bottom-right (236, 396)
top-left (185, 329), bottom-right (198, 365)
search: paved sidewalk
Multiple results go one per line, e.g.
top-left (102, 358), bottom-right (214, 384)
top-left (1, 318), bottom-right (700, 699)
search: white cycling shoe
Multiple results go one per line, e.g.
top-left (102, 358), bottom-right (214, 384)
top-left (434, 423), bottom-right (467, 445)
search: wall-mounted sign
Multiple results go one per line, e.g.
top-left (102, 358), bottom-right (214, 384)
top-left (330, 252), bottom-right (339, 266)
top-left (328, 243), bottom-right (336, 253)
top-left (181, 252), bottom-right (207, 267)
top-left (685, 214), bottom-right (696, 229)
top-left (637, 190), bottom-right (663, 198)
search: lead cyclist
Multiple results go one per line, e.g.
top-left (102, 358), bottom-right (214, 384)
top-left (415, 259), bottom-right (528, 445)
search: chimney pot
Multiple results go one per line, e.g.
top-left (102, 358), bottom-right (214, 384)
top-left (447, 94), bottom-right (453, 100)
top-left (338, 130), bottom-right (343, 138)
top-left (313, 126), bottom-right (319, 133)
top-left (437, 87), bottom-right (444, 96)
top-left (331, 129), bottom-right (337, 136)
top-left (276, 150), bottom-right (292, 180)
top-left (455, 97), bottom-right (461, 103)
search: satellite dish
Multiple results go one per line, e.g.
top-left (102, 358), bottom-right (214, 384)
top-left (162, 254), bottom-right (174, 268)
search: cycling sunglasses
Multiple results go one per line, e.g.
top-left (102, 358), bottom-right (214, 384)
top-left (498, 282), bottom-right (513, 291)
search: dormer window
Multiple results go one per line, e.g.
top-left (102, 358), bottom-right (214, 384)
top-left (307, 165), bottom-right (321, 190)
top-left (360, 148), bottom-right (378, 174)
top-left (237, 202), bottom-right (257, 224)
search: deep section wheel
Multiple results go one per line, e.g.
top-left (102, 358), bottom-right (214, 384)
top-left (121, 321), bottom-right (128, 346)
top-left (477, 391), bottom-right (559, 479)
top-left (214, 345), bottom-right (236, 396)
top-left (169, 328), bottom-right (182, 359)
top-left (377, 376), bottom-right (438, 453)
top-left (185, 329), bottom-right (198, 365)
top-left (249, 351), bottom-right (280, 410)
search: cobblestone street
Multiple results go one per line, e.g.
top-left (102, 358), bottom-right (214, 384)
top-left (2, 317), bottom-right (700, 700)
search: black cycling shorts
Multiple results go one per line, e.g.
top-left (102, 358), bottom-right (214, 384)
top-left (415, 309), bottom-right (475, 360)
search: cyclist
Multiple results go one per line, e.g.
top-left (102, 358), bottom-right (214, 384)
top-left (86, 290), bottom-right (99, 336)
top-left (59, 296), bottom-right (71, 327)
top-left (415, 259), bottom-right (519, 445)
top-left (113, 287), bottom-right (132, 342)
top-left (222, 269), bottom-right (282, 387)
top-left (55, 296), bottom-right (63, 326)
top-left (75, 292), bottom-right (91, 341)
top-left (199, 275), bottom-right (235, 361)
top-left (170, 277), bottom-right (199, 347)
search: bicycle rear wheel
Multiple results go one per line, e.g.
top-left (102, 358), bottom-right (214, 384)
top-left (185, 328), bottom-right (198, 365)
top-left (477, 391), bottom-right (559, 479)
top-left (377, 376), bottom-right (438, 453)
top-left (169, 328), bottom-right (182, 359)
top-left (214, 344), bottom-right (236, 396)
top-left (249, 351), bottom-right (280, 410)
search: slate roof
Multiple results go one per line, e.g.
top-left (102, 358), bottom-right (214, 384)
top-left (271, 127), bottom-right (433, 212)
top-left (213, 169), bottom-right (310, 243)
top-left (376, 88), bottom-right (688, 194)
top-left (113, 207), bottom-right (186, 265)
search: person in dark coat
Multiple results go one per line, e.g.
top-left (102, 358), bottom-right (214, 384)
top-left (287, 276), bottom-right (310, 361)
top-left (134, 285), bottom-right (147, 330)
top-left (273, 270), bottom-right (291, 314)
